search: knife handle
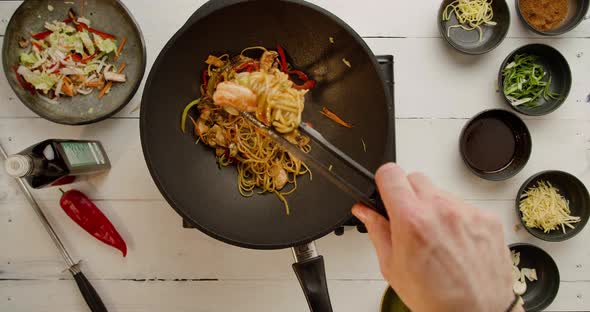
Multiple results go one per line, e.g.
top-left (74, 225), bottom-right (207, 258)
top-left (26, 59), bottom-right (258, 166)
top-left (73, 271), bottom-right (108, 312)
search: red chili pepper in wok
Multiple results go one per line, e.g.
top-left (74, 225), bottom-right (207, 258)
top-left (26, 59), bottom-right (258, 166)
top-left (292, 79), bottom-right (316, 90)
top-left (276, 44), bottom-right (289, 73)
top-left (59, 189), bottom-right (127, 257)
top-left (276, 45), bottom-right (316, 90)
top-left (234, 61), bottom-right (259, 73)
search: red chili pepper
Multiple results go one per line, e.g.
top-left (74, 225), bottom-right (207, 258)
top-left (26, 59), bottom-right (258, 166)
top-left (63, 18), bottom-right (73, 24)
top-left (292, 79), bottom-right (316, 90)
top-left (276, 44), bottom-right (288, 73)
top-left (288, 69), bottom-right (309, 82)
top-left (59, 189), bottom-right (127, 257)
top-left (32, 30), bottom-right (52, 41)
top-left (12, 66), bottom-right (36, 95)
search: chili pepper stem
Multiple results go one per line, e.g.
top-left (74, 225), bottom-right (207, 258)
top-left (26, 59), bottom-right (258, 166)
top-left (59, 188), bottom-right (66, 195)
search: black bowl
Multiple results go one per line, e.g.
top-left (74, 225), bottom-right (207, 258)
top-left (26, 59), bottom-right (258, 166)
top-left (509, 243), bottom-right (560, 312)
top-left (516, 0), bottom-right (590, 35)
top-left (516, 170), bottom-right (590, 242)
top-left (438, 0), bottom-right (510, 54)
top-left (498, 44), bottom-right (572, 116)
top-left (460, 109), bottom-right (532, 181)
top-left (381, 287), bottom-right (411, 312)
top-left (2, 0), bottom-right (146, 125)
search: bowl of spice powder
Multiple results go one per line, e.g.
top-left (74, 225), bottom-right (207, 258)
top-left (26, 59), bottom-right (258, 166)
top-left (517, 0), bottom-right (589, 35)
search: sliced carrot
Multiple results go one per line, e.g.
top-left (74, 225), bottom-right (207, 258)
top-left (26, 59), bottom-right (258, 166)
top-left (98, 63), bottom-right (126, 99)
top-left (114, 37), bottom-right (127, 61)
top-left (320, 107), bottom-right (353, 128)
top-left (62, 80), bottom-right (74, 97)
top-left (86, 80), bottom-right (105, 88)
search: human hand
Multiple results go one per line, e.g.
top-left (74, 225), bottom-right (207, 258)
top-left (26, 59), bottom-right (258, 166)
top-left (352, 163), bottom-right (519, 312)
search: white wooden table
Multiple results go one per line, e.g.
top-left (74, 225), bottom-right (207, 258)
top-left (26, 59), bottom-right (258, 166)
top-left (1, 1), bottom-right (589, 311)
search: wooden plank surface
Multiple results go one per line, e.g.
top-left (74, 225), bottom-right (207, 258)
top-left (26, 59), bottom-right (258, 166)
top-left (1, 0), bottom-right (590, 311)
top-left (2, 198), bottom-right (590, 281)
top-left (0, 280), bottom-right (588, 312)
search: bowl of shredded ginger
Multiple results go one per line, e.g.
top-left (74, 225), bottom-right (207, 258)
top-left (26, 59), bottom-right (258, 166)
top-left (438, 0), bottom-right (510, 54)
top-left (516, 171), bottom-right (590, 242)
top-left (517, 0), bottom-right (590, 35)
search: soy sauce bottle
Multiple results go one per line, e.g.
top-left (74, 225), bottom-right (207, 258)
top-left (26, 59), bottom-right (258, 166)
top-left (4, 139), bottom-right (111, 189)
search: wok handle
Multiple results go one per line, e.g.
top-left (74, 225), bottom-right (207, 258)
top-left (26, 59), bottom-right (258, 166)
top-left (370, 190), bottom-right (388, 220)
top-left (292, 256), bottom-right (333, 312)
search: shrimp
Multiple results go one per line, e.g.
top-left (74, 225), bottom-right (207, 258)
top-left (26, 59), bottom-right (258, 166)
top-left (212, 81), bottom-right (257, 113)
top-left (269, 164), bottom-right (288, 190)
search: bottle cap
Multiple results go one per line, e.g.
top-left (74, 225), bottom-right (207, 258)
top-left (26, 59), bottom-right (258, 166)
top-left (4, 155), bottom-right (32, 178)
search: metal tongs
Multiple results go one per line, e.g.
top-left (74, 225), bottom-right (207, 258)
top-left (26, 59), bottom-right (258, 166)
top-left (239, 111), bottom-right (387, 217)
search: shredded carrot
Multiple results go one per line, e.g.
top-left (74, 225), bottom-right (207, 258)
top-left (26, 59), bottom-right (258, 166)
top-left (98, 63), bottom-right (126, 99)
top-left (254, 127), bottom-right (268, 137)
top-left (320, 107), bottom-right (353, 128)
top-left (114, 37), bottom-right (127, 61)
top-left (86, 80), bottom-right (104, 88)
top-left (62, 80), bottom-right (74, 97)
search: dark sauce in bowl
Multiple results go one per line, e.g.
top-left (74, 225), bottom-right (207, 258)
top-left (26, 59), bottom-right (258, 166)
top-left (460, 109), bottom-right (532, 181)
top-left (463, 117), bottom-right (516, 172)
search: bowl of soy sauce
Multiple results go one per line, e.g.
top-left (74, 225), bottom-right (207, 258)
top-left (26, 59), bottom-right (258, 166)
top-left (460, 109), bottom-right (532, 181)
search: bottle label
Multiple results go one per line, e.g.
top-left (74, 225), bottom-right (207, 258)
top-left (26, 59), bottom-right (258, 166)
top-left (60, 142), bottom-right (106, 167)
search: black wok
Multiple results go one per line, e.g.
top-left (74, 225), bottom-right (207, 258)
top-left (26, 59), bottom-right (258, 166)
top-left (140, 0), bottom-right (393, 310)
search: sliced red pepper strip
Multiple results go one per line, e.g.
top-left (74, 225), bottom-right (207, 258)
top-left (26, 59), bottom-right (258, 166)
top-left (32, 42), bottom-right (43, 51)
top-left (12, 66), bottom-right (36, 95)
top-left (201, 69), bottom-right (208, 88)
top-left (90, 27), bottom-right (116, 40)
top-left (32, 30), bottom-right (52, 41)
top-left (288, 69), bottom-right (309, 82)
top-left (77, 22), bottom-right (116, 40)
top-left (292, 79), bottom-right (316, 90)
top-left (276, 44), bottom-right (288, 73)
top-left (59, 189), bottom-right (128, 257)
top-left (82, 52), bottom-right (96, 64)
top-left (63, 18), bottom-right (73, 24)
top-left (70, 54), bottom-right (83, 62)
top-left (234, 61), bottom-right (259, 73)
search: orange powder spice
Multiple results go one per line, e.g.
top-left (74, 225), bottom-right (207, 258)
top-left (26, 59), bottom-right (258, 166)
top-left (519, 0), bottom-right (569, 32)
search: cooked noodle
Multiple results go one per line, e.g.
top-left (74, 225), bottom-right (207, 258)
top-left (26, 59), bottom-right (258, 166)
top-left (182, 47), bottom-right (315, 214)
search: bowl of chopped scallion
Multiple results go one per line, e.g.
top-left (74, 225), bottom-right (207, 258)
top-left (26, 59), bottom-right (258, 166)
top-left (438, 0), bottom-right (510, 54)
top-left (499, 44), bottom-right (571, 116)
